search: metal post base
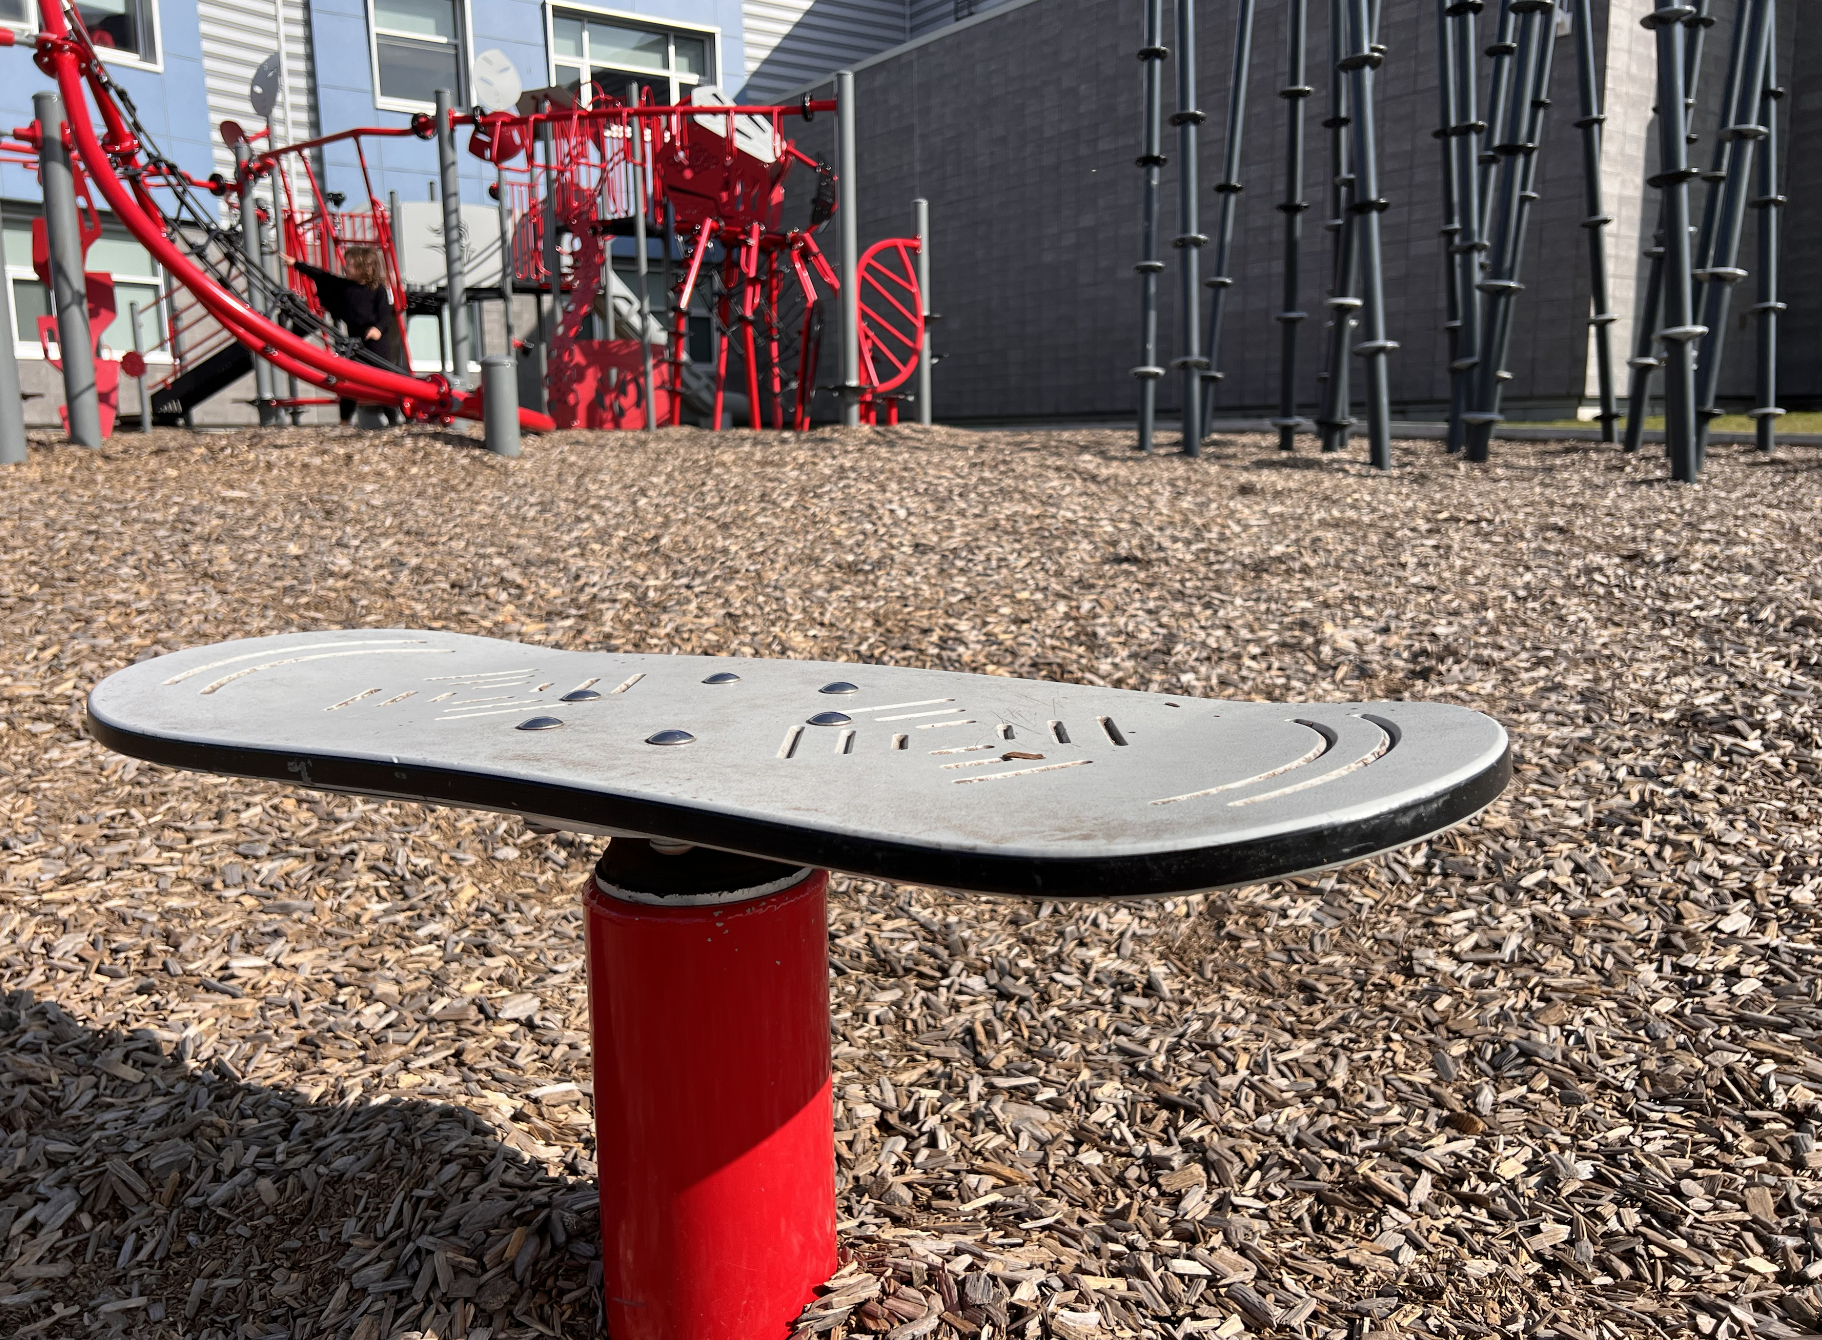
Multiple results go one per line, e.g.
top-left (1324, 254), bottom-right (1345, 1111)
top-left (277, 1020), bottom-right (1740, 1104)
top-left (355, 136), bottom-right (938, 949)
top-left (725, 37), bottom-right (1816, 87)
top-left (585, 841), bottom-right (836, 1340)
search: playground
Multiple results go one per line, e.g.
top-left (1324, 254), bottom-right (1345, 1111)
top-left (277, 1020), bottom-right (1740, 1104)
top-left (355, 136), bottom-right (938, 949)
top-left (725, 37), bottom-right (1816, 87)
top-left (0, 423), bottom-right (1818, 1338)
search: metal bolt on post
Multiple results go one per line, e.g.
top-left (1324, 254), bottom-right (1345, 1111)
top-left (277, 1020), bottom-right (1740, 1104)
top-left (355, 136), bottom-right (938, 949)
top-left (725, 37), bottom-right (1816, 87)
top-left (1171, 0), bottom-right (1207, 455)
top-left (435, 89), bottom-right (471, 388)
top-left (913, 198), bottom-right (933, 426)
top-left (1200, 0), bottom-right (1255, 433)
top-left (36, 91), bottom-right (100, 448)
top-left (1691, 0), bottom-right (1773, 470)
top-left (1570, 0), bottom-right (1618, 441)
top-left (1272, 0), bottom-right (1311, 453)
top-left (1749, 2), bottom-right (1783, 454)
top-left (1342, 0), bottom-right (1393, 469)
top-left (1132, 0), bottom-right (1168, 454)
top-left (1645, 0), bottom-right (1703, 481)
top-left (0, 204), bottom-right (28, 463)
top-left (481, 354), bottom-right (520, 457)
top-left (836, 70), bottom-right (861, 428)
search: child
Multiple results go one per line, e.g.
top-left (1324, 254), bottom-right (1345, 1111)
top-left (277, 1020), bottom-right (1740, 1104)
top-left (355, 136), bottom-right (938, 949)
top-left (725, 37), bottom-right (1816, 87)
top-left (283, 245), bottom-right (405, 424)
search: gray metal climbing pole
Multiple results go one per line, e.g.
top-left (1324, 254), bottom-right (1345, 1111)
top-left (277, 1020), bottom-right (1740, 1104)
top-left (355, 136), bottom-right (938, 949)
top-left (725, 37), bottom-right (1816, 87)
top-left (234, 140), bottom-right (279, 426)
top-left (626, 83), bottom-right (657, 432)
top-left (1476, 0), bottom-right (1517, 240)
top-left (1133, 0), bottom-right (1167, 454)
top-left (1749, 4), bottom-right (1783, 454)
top-left (1646, 0), bottom-right (1702, 482)
top-left (1342, 0), bottom-right (1392, 469)
top-left (1315, 0), bottom-right (1358, 456)
top-left (1443, 0), bottom-right (1484, 454)
top-left (1570, 0), bottom-right (1618, 442)
top-left (436, 89), bottom-right (471, 388)
top-left (837, 70), bottom-right (861, 428)
top-left (913, 198), bottom-right (933, 426)
top-left (1200, 0), bottom-right (1255, 432)
top-left (36, 91), bottom-right (100, 448)
top-left (1172, 0), bottom-right (1207, 455)
top-left (1272, 0), bottom-right (1311, 453)
top-left (1691, 0), bottom-right (1773, 469)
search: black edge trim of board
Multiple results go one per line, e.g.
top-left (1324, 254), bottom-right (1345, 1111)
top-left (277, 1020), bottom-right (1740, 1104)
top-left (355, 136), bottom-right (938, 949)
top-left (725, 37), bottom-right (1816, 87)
top-left (86, 713), bottom-right (1511, 900)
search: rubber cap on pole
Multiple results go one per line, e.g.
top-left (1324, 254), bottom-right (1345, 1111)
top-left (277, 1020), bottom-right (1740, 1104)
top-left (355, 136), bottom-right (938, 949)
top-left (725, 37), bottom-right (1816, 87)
top-left (481, 355), bottom-right (520, 457)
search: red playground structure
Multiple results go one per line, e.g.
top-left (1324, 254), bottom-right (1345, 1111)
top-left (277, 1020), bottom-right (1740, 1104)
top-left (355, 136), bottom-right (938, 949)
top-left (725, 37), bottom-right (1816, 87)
top-left (7, 0), bottom-right (924, 435)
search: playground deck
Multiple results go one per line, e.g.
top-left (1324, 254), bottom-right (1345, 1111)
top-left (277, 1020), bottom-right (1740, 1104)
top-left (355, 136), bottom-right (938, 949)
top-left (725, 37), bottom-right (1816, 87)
top-left (0, 426), bottom-right (1818, 1339)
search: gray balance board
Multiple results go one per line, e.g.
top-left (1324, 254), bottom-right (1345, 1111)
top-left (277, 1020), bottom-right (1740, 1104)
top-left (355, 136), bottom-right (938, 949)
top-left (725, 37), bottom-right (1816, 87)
top-left (86, 630), bottom-right (1510, 899)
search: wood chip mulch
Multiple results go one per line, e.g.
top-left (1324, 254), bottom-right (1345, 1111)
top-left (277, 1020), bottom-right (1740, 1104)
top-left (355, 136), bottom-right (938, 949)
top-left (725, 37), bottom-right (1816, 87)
top-left (0, 424), bottom-right (1818, 1340)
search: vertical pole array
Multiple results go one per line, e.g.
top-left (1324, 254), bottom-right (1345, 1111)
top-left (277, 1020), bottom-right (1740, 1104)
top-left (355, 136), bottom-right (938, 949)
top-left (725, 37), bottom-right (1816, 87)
top-left (1462, 0), bottom-right (1552, 462)
top-left (1200, 0), bottom-right (1255, 431)
top-left (626, 84), bottom-right (657, 432)
top-left (1645, 0), bottom-right (1701, 481)
top-left (1342, 0), bottom-right (1393, 469)
top-left (0, 204), bottom-right (28, 463)
top-left (1172, 0), bottom-right (1207, 455)
top-left (436, 89), bottom-right (471, 387)
top-left (1132, 0), bottom-right (1168, 454)
top-left (1570, 0), bottom-right (1618, 440)
top-left (836, 70), bottom-right (861, 428)
top-left (37, 91), bottom-right (100, 447)
top-left (1691, 0), bottom-right (1772, 469)
top-left (1272, 0), bottom-right (1311, 453)
top-left (1749, 3), bottom-right (1782, 453)
top-left (1443, 0), bottom-right (1484, 453)
top-left (1315, 0), bottom-right (1359, 455)
top-left (913, 198), bottom-right (933, 426)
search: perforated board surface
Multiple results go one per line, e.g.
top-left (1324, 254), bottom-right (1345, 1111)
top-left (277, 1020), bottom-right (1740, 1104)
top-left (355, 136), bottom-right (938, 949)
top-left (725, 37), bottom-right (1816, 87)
top-left (87, 631), bottom-right (1510, 898)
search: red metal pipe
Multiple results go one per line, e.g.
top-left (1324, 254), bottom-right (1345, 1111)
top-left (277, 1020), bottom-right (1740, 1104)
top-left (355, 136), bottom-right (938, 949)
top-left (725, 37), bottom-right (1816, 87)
top-left (585, 846), bottom-right (835, 1340)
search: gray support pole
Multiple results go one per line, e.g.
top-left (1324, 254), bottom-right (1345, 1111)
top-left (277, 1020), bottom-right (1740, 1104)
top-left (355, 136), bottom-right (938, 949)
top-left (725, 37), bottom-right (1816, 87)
top-left (435, 89), bottom-right (470, 387)
top-left (1463, 0), bottom-right (1550, 462)
top-left (0, 203), bottom-right (28, 463)
top-left (1315, 0), bottom-right (1359, 455)
top-left (1571, 0), bottom-right (1618, 441)
top-left (1689, 0), bottom-right (1742, 281)
top-left (1621, 222), bottom-right (1664, 452)
top-left (129, 300), bottom-right (150, 433)
top-left (164, 267), bottom-right (192, 429)
top-left (1445, 0), bottom-right (1484, 454)
top-left (538, 114), bottom-right (558, 411)
top-left (37, 91), bottom-right (101, 448)
top-left (1133, 0), bottom-right (1167, 453)
top-left (627, 85), bottom-right (656, 432)
top-left (1343, 0), bottom-right (1393, 469)
top-left (1477, 0), bottom-right (1517, 240)
top-left (496, 160), bottom-right (515, 355)
top-left (1435, 0), bottom-right (1464, 448)
top-left (1272, 0), bottom-right (1311, 453)
top-left (235, 141), bottom-right (278, 423)
top-left (480, 354), bottom-right (520, 456)
top-left (836, 70), bottom-right (861, 427)
top-left (1172, 0), bottom-right (1206, 455)
top-left (1749, 9), bottom-right (1782, 453)
top-left (913, 197), bottom-right (932, 426)
top-left (1646, 0), bottom-right (1701, 481)
top-left (1691, 0), bottom-right (1773, 469)
top-left (1200, 0), bottom-right (1255, 430)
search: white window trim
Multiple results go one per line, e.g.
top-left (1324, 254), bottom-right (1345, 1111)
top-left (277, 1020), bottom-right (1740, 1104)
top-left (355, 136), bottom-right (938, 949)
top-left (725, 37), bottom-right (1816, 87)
top-left (4, 0), bottom-right (166, 72)
top-left (364, 0), bottom-right (473, 114)
top-left (542, 1), bottom-right (719, 102)
top-left (8, 267), bottom-right (174, 365)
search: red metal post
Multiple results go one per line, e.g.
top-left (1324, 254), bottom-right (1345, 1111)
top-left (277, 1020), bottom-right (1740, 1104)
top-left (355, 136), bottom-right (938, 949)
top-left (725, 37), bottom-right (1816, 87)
top-left (584, 842), bottom-right (836, 1340)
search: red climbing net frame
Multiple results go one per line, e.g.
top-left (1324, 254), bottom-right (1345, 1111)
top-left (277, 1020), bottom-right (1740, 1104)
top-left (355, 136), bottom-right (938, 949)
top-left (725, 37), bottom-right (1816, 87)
top-left (11, 2), bottom-right (922, 432)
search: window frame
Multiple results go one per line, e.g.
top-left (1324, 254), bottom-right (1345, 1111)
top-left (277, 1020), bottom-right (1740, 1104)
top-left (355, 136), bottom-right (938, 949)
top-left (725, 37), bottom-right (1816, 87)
top-left (542, 1), bottom-right (718, 108)
top-left (5, 232), bottom-right (172, 367)
top-left (5, 0), bottom-right (166, 72)
top-left (365, 0), bottom-right (472, 114)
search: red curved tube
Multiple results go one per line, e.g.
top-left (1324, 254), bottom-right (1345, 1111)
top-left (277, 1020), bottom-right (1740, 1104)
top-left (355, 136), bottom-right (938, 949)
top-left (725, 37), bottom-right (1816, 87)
top-left (35, 4), bottom-right (554, 432)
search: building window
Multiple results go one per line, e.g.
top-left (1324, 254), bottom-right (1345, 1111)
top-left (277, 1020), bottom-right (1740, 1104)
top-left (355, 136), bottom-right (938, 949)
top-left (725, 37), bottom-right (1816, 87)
top-left (77, 0), bottom-right (156, 59)
top-left (4, 217), bottom-right (167, 363)
top-left (369, 0), bottom-right (465, 109)
top-left (548, 7), bottom-right (712, 107)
